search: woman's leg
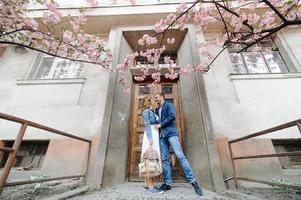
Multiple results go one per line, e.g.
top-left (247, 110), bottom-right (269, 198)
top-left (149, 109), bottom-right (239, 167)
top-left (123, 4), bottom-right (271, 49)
top-left (146, 176), bottom-right (154, 189)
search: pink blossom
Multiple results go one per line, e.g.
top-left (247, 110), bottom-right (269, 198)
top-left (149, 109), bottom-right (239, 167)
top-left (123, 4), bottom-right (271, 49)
top-left (63, 30), bottom-right (73, 43)
top-left (195, 63), bottom-right (208, 72)
top-left (247, 14), bottom-right (260, 25)
top-left (45, 1), bottom-right (59, 15)
top-left (31, 32), bottom-right (43, 40)
top-left (129, 0), bottom-right (136, 5)
top-left (96, 39), bottom-right (105, 47)
top-left (145, 36), bottom-right (157, 46)
top-left (42, 39), bottom-right (51, 49)
top-left (87, 0), bottom-right (99, 7)
top-left (134, 75), bottom-right (145, 81)
top-left (201, 50), bottom-right (213, 60)
top-left (71, 21), bottom-right (80, 33)
top-left (138, 39), bottom-right (144, 46)
top-left (23, 18), bottom-right (39, 30)
top-left (78, 13), bottom-right (87, 23)
top-left (176, 2), bottom-right (187, 14)
top-left (152, 72), bottom-right (161, 83)
top-left (167, 38), bottom-right (175, 44)
top-left (166, 14), bottom-right (177, 24)
top-left (154, 19), bottom-right (165, 33)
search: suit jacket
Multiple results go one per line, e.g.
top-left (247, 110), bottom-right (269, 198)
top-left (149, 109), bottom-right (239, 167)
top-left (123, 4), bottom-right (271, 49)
top-left (156, 102), bottom-right (178, 138)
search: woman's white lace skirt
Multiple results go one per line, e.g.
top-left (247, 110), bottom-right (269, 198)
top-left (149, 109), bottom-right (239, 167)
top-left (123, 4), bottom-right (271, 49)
top-left (141, 125), bottom-right (162, 174)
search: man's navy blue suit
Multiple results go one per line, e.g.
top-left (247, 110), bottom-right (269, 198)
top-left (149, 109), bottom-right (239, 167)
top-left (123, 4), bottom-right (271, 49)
top-left (156, 101), bottom-right (196, 186)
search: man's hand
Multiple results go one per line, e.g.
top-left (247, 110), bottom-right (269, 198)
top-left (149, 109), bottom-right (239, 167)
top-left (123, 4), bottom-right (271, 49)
top-left (149, 140), bottom-right (154, 145)
top-left (154, 124), bottom-right (161, 129)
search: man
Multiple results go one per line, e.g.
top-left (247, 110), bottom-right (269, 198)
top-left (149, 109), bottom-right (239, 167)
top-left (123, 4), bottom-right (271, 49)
top-left (154, 92), bottom-right (202, 196)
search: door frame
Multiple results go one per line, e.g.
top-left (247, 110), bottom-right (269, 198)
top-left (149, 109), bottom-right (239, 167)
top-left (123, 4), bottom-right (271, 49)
top-left (127, 78), bottom-right (185, 181)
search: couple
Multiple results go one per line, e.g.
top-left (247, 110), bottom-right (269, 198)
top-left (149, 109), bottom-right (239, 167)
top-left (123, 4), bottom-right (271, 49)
top-left (140, 93), bottom-right (203, 196)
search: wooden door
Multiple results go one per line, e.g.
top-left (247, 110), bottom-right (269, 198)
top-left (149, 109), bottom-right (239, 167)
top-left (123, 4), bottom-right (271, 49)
top-left (128, 80), bottom-right (185, 181)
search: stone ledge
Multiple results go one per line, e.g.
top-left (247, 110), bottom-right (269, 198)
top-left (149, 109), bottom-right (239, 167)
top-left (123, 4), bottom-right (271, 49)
top-left (229, 73), bottom-right (301, 80)
top-left (16, 78), bottom-right (86, 85)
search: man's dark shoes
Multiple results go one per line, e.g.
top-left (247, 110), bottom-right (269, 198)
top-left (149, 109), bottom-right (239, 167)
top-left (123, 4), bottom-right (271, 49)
top-left (191, 181), bottom-right (203, 196)
top-left (156, 183), bottom-right (171, 191)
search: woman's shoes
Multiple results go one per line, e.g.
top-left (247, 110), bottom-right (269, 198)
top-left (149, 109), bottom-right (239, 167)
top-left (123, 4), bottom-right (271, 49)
top-left (147, 187), bottom-right (164, 194)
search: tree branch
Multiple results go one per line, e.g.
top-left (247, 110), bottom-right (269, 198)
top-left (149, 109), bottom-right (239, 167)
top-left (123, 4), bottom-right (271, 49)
top-left (261, 0), bottom-right (287, 22)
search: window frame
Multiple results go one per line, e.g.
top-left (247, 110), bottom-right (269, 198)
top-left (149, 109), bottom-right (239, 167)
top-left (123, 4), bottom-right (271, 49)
top-left (228, 38), bottom-right (289, 74)
top-left (30, 54), bottom-right (83, 80)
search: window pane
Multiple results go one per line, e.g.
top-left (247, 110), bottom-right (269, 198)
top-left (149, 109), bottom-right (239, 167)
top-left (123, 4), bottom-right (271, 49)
top-left (136, 53), bottom-right (177, 67)
top-left (233, 64), bottom-right (247, 73)
top-left (230, 53), bottom-right (243, 64)
top-left (34, 57), bottom-right (55, 79)
top-left (263, 52), bottom-right (288, 73)
top-left (162, 84), bottom-right (173, 94)
top-left (52, 59), bottom-right (82, 79)
top-left (230, 53), bottom-right (247, 73)
top-left (242, 52), bottom-right (269, 73)
top-left (139, 85), bottom-right (150, 95)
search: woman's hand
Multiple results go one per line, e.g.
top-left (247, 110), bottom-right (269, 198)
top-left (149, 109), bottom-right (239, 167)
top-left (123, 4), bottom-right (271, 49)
top-left (154, 124), bottom-right (161, 129)
top-left (149, 140), bottom-right (154, 145)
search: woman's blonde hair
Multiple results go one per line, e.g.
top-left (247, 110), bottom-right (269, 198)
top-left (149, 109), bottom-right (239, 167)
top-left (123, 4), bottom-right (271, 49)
top-left (140, 95), bottom-right (152, 112)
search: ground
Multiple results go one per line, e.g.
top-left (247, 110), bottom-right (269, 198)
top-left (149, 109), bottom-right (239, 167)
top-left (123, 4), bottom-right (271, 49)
top-left (1, 180), bottom-right (301, 200)
top-left (239, 186), bottom-right (301, 200)
top-left (69, 182), bottom-right (231, 200)
top-left (0, 178), bottom-right (83, 200)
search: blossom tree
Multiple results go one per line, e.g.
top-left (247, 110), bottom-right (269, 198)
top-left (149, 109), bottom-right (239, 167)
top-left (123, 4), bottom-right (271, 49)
top-left (119, 0), bottom-right (301, 89)
top-left (1, 0), bottom-right (301, 92)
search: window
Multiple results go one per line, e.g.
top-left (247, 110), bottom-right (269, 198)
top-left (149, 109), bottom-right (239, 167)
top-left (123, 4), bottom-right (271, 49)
top-left (229, 38), bottom-right (288, 74)
top-left (30, 54), bottom-right (83, 79)
top-left (0, 140), bottom-right (49, 169)
top-left (272, 139), bottom-right (301, 169)
top-left (135, 52), bottom-right (177, 68)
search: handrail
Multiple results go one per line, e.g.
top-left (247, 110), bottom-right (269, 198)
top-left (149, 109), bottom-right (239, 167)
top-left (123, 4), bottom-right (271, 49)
top-left (232, 151), bottom-right (301, 160)
top-left (229, 120), bottom-right (300, 144)
top-left (0, 113), bottom-right (91, 143)
top-left (224, 119), bottom-right (301, 189)
top-left (0, 112), bottom-right (92, 194)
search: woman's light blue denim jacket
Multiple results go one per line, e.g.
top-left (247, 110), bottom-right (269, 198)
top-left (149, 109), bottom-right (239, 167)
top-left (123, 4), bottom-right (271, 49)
top-left (142, 108), bottom-right (159, 141)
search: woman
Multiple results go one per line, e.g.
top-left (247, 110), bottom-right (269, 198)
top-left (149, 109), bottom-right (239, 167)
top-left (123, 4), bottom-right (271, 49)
top-left (139, 95), bottom-right (163, 194)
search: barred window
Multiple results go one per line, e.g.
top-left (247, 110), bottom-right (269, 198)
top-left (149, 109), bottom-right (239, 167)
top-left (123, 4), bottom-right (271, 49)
top-left (0, 140), bottom-right (49, 169)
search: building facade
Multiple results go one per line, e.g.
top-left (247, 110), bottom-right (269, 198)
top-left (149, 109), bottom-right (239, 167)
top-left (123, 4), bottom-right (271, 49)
top-left (0, 0), bottom-right (300, 192)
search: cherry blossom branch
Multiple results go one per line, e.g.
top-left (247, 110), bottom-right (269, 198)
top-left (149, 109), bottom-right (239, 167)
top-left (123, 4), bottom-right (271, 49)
top-left (238, 19), bottom-right (301, 53)
top-left (0, 40), bottom-right (110, 66)
top-left (213, 1), bottom-right (254, 32)
top-left (2, 28), bottom-right (100, 59)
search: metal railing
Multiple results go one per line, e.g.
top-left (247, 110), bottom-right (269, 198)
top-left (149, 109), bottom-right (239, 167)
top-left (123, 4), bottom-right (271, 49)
top-left (224, 119), bottom-right (301, 190)
top-left (0, 112), bottom-right (92, 194)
